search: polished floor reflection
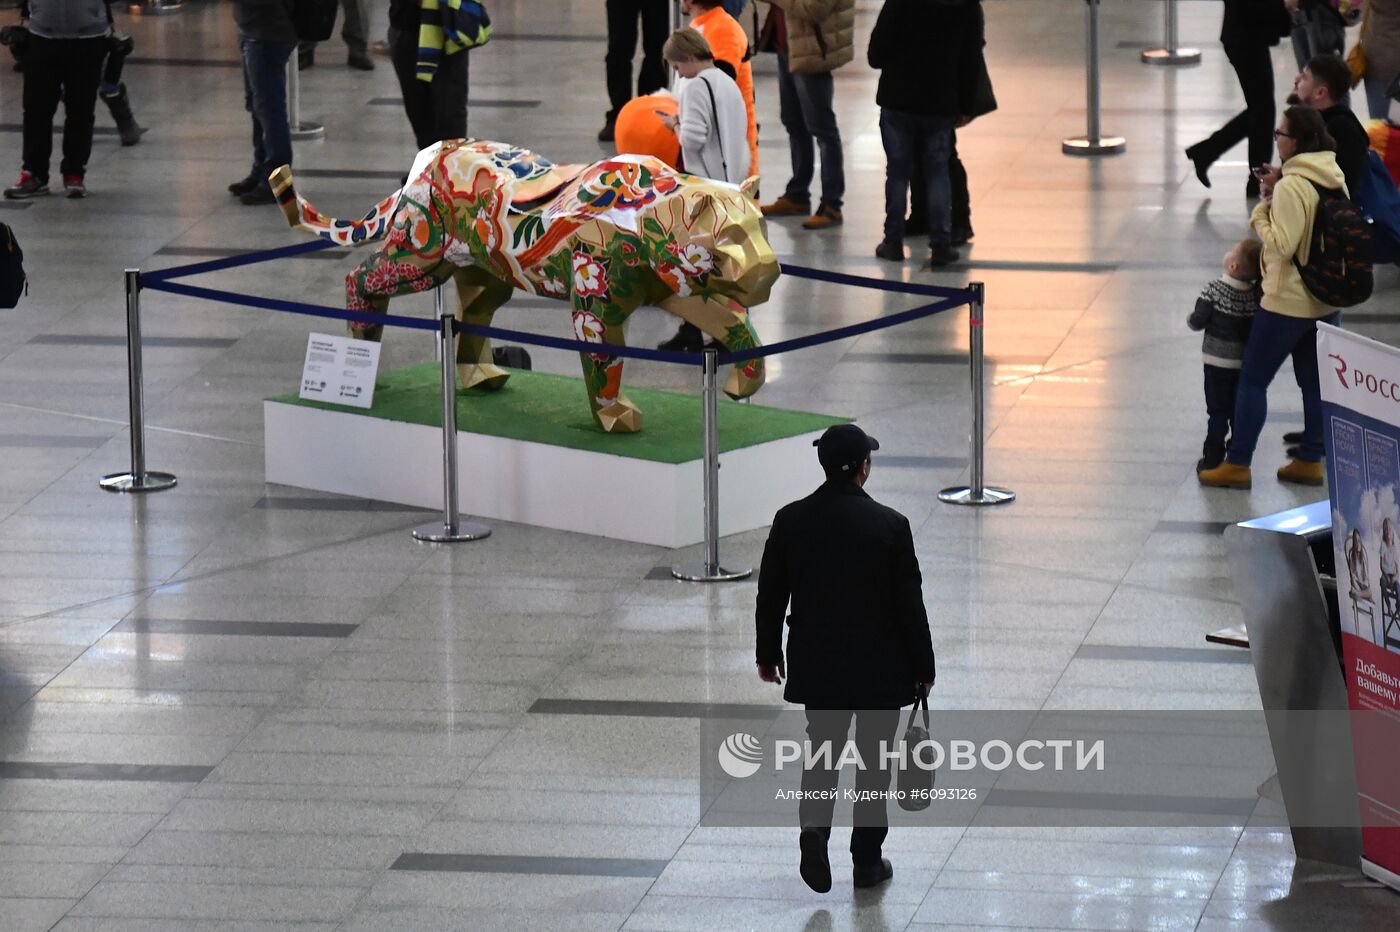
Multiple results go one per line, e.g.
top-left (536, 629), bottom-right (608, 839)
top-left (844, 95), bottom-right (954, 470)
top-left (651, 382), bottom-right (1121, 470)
top-left (2, 1), bottom-right (1400, 929)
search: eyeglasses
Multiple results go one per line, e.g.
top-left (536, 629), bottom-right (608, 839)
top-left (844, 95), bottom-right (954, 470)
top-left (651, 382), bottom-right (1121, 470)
top-left (1273, 129), bottom-right (1295, 139)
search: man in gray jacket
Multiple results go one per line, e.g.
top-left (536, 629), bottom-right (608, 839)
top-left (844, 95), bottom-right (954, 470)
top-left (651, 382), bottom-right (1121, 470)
top-left (5, 0), bottom-right (111, 199)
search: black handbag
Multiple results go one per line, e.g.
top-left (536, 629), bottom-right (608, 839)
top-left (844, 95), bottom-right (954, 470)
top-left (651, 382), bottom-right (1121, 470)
top-left (897, 690), bottom-right (935, 812)
top-left (293, 0), bottom-right (339, 43)
top-left (963, 54), bottom-right (997, 123)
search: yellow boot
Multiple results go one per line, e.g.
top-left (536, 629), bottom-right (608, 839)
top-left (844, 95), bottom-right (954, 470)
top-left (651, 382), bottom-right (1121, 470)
top-left (1198, 461), bottom-right (1252, 489)
top-left (1277, 459), bottom-right (1325, 486)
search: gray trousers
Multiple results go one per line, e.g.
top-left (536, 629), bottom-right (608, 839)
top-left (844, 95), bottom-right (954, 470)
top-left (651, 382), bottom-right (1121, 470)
top-left (300, 0), bottom-right (369, 57)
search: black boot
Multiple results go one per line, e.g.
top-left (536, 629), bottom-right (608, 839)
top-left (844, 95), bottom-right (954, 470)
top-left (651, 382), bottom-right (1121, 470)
top-left (101, 84), bottom-right (145, 146)
top-left (657, 322), bottom-right (705, 353)
top-left (1197, 441), bottom-right (1226, 473)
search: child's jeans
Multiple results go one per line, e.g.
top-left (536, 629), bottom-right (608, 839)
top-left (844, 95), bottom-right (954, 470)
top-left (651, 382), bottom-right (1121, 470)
top-left (1204, 364), bottom-right (1241, 452)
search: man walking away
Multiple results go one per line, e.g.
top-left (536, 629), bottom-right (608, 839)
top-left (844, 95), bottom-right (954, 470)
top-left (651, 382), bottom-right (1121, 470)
top-left (755, 424), bottom-right (935, 894)
top-left (869, 0), bottom-right (984, 268)
top-left (299, 0), bottom-right (375, 71)
top-left (759, 0), bottom-right (854, 230)
top-left (5, 0), bottom-right (111, 199)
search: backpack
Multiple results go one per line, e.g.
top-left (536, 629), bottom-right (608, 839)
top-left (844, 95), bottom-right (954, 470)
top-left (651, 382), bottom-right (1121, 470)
top-left (292, 0), bottom-right (338, 43)
top-left (0, 222), bottom-right (25, 308)
top-left (1293, 180), bottom-right (1373, 308)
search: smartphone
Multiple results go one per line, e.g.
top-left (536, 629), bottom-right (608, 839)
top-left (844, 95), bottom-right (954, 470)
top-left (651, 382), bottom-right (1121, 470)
top-left (1251, 165), bottom-right (1270, 179)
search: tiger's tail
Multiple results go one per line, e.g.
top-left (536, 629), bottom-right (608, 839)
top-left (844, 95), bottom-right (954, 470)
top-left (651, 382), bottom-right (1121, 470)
top-left (267, 164), bottom-right (402, 247)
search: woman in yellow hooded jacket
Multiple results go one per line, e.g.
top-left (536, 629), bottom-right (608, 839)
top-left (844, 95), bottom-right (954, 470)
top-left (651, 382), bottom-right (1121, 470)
top-left (1200, 106), bottom-right (1346, 490)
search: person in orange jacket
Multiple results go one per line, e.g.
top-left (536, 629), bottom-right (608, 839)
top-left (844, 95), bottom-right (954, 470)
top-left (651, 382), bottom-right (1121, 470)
top-left (683, 0), bottom-right (759, 181)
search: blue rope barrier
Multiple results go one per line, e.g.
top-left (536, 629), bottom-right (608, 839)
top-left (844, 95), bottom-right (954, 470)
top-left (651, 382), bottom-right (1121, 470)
top-left (779, 263), bottom-right (974, 300)
top-left (143, 239), bottom-right (340, 284)
top-left (142, 279), bottom-right (439, 332)
top-left (719, 294), bottom-right (966, 365)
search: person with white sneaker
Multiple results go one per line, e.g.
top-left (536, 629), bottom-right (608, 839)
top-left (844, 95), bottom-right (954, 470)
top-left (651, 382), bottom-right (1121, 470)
top-left (4, 0), bottom-right (113, 199)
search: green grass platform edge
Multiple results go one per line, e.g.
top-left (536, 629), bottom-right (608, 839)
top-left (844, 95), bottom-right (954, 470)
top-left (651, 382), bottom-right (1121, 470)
top-left (270, 364), bottom-right (850, 464)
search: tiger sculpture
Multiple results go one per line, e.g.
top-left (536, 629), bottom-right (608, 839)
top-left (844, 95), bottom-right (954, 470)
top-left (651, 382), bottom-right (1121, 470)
top-left (268, 139), bottom-right (779, 433)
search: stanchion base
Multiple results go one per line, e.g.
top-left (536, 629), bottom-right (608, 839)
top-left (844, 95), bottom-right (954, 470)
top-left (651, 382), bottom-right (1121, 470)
top-left (144, 1), bottom-right (184, 14)
top-left (938, 486), bottom-right (1016, 507)
top-left (1062, 136), bottom-right (1126, 156)
top-left (670, 562), bottom-right (753, 583)
top-left (99, 471), bottom-right (178, 493)
top-left (1141, 47), bottom-right (1201, 65)
top-left (412, 521), bottom-right (491, 543)
top-left (291, 122), bottom-right (326, 141)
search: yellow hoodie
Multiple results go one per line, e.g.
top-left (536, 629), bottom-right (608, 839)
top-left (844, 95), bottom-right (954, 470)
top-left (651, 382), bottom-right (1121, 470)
top-left (1249, 151), bottom-right (1348, 319)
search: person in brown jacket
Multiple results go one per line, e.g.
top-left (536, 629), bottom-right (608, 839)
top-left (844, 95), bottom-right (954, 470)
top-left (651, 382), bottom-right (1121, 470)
top-left (759, 0), bottom-right (855, 230)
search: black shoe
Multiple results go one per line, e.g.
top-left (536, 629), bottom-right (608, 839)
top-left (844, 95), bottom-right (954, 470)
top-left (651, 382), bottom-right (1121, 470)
top-left (904, 214), bottom-right (928, 238)
top-left (228, 174), bottom-right (260, 196)
top-left (597, 114), bottom-right (617, 143)
top-left (799, 830), bottom-right (832, 894)
top-left (239, 185), bottom-right (277, 206)
top-left (1185, 145), bottom-right (1212, 189)
top-left (1282, 431), bottom-right (1305, 445)
top-left (875, 239), bottom-right (905, 262)
top-left (347, 53), bottom-right (375, 71)
top-left (1198, 444), bottom-right (1226, 473)
top-left (853, 857), bottom-right (893, 889)
top-left (657, 322), bottom-right (704, 353)
top-left (298, 47), bottom-right (314, 71)
top-left (928, 243), bottom-right (960, 267)
top-left (951, 225), bottom-right (974, 246)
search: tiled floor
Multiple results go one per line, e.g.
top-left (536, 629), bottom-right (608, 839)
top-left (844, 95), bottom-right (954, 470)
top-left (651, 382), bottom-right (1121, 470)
top-left (2, 0), bottom-right (1400, 929)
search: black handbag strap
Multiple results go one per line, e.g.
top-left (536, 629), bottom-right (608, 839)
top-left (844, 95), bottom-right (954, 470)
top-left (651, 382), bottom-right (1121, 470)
top-left (699, 73), bottom-right (728, 181)
top-left (904, 690), bottom-right (929, 734)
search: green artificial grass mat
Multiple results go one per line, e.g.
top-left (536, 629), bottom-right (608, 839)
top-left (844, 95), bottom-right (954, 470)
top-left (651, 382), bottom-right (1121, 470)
top-left (271, 364), bottom-right (849, 464)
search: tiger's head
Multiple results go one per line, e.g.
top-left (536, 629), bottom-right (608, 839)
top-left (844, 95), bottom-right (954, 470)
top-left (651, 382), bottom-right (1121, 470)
top-left (646, 175), bottom-right (779, 307)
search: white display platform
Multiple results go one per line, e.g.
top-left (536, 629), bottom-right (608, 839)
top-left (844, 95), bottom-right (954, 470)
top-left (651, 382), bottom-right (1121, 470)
top-left (264, 400), bottom-right (829, 548)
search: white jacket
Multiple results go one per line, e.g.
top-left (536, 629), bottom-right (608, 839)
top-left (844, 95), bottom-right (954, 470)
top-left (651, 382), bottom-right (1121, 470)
top-left (677, 68), bottom-right (751, 184)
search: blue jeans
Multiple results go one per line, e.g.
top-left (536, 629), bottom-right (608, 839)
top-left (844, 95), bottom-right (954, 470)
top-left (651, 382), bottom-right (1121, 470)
top-left (776, 51), bottom-right (843, 209)
top-left (1226, 309), bottom-right (1340, 466)
top-left (1364, 73), bottom-right (1395, 121)
top-left (879, 109), bottom-right (953, 246)
top-left (240, 37), bottom-right (296, 189)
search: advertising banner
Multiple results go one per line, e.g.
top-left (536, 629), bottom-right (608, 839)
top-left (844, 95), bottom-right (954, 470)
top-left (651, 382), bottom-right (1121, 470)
top-left (1318, 322), bottom-right (1400, 890)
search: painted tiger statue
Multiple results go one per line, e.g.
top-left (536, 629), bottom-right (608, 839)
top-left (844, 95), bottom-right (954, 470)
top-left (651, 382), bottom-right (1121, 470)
top-left (268, 139), bottom-right (779, 433)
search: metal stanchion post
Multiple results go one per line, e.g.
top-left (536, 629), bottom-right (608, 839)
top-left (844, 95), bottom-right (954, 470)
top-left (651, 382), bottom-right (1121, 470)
top-left (940, 283), bottom-right (1015, 507)
top-left (101, 270), bottom-right (177, 493)
top-left (1141, 0), bottom-right (1201, 65)
top-left (287, 57), bottom-right (325, 141)
top-left (670, 0), bottom-right (682, 31)
top-left (672, 348), bottom-right (751, 582)
top-left (413, 286), bottom-right (490, 543)
top-left (1063, 0), bottom-right (1126, 156)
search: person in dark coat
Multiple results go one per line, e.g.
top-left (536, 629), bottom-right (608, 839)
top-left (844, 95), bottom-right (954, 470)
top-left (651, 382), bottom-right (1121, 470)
top-left (755, 424), bottom-right (936, 894)
top-left (868, 0), bottom-right (985, 267)
top-left (387, 0), bottom-right (470, 151)
top-left (1287, 54), bottom-right (1370, 201)
top-left (1187, 0), bottom-right (1297, 199)
top-left (229, 0), bottom-right (298, 206)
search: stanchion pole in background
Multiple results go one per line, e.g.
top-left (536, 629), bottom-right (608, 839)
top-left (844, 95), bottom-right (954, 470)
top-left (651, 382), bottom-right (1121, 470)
top-left (939, 283), bottom-right (1015, 507)
top-left (101, 270), bottom-right (177, 493)
top-left (413, 286), bottom-right (490, 543)
top-left (1141, 0), bottom-right (1201, 65)
top-left (672, 348), bottom-right (751, 582)
top-left (670, 0), bottom-right (682, 32)
top-left (287, 57), bottom-right (325, 141)
top-left (1063, 0), bottom-right (1126, 156)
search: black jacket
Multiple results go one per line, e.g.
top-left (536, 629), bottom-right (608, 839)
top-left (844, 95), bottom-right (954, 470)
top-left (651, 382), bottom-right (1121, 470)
top-left (1220, 0), bottom-right (1292, 48)
top-left (1321, 104), bottom-right (1370, 203)
top-left (867, 0), bottom-right (984, 119)
top-left (233, 0), bottom-right (297, 43)
top-left (755, 480), bottom-right (935, 710)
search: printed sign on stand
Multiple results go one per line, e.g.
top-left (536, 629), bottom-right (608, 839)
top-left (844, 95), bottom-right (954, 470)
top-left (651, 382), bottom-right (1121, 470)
top-left (299, 332), bottom-right (381, 409)
top-left (1319, 322), bottom-right (1400, 892)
